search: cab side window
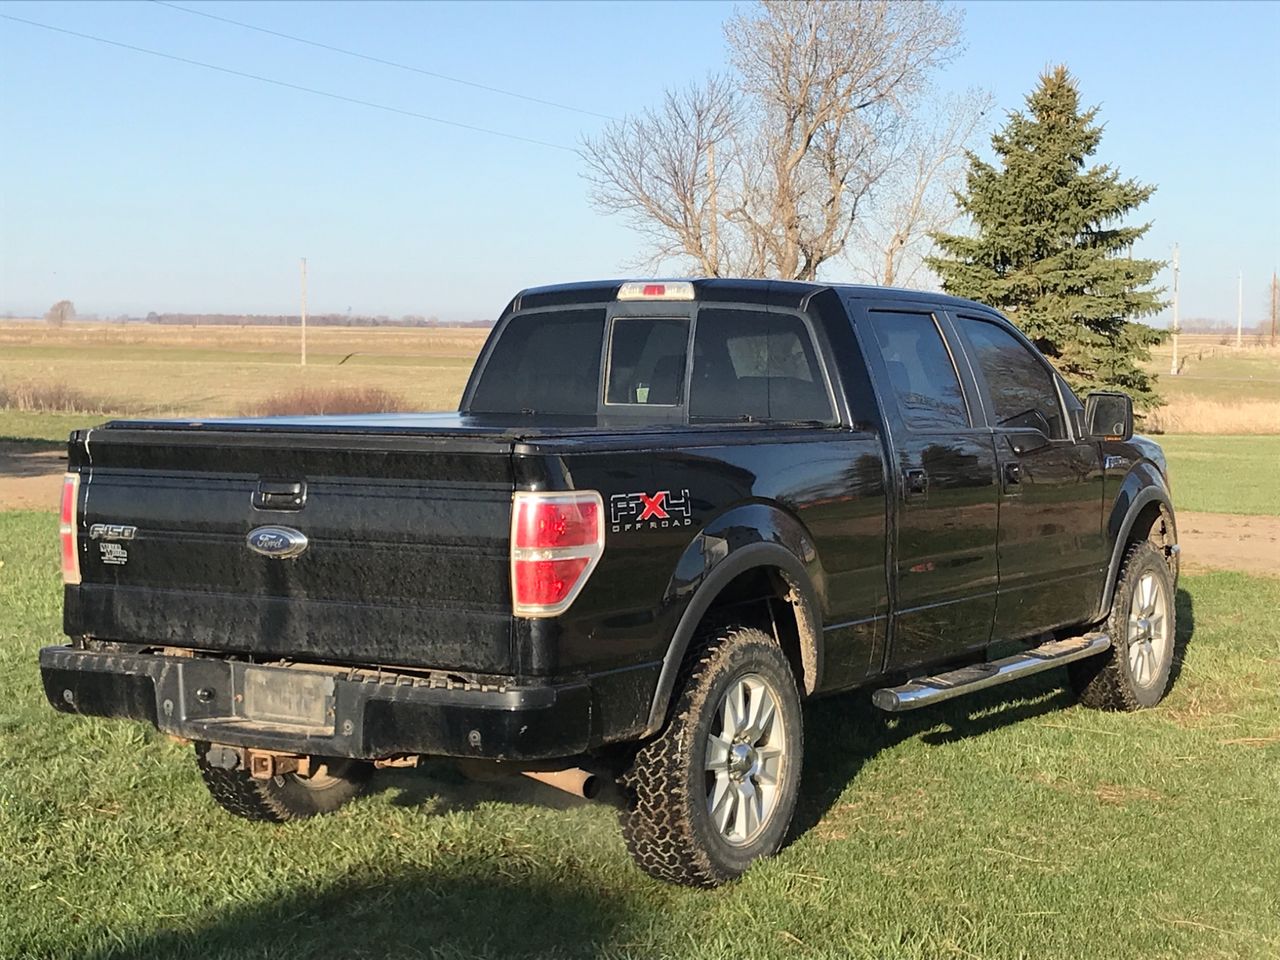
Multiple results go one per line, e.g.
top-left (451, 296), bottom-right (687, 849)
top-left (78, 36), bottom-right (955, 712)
top-left (959, 317), bottom-right (1067, 440)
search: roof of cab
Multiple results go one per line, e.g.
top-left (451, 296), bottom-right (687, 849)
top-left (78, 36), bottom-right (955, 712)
top-left (513, 277), bottom-right (997, 315)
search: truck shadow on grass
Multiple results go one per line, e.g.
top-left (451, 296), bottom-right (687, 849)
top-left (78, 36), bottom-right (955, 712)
top-left (75, 867), bottom-right (637, 960)
top-left (73, 591), bottom-right (1194, 960)
top-left (790, 585), bottom-right (1195, 842)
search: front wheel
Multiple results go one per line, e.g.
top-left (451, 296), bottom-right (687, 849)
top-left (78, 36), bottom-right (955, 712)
top-left (194, 742), bottom-right (373, 822)
top-left (1070, 540), bottom-right (1177, 710)
top-left (619, 626), bottom-right (803, 887)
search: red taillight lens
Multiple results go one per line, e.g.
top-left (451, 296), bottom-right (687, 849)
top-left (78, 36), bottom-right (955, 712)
top-left (513, 497), bottom-right (601, 550)
top-left (510, 491), bottom-right (604, 617)
top-left (60, 473), bottom-right (81, 585)
top-left (513, 556), bottom-right (591, 608)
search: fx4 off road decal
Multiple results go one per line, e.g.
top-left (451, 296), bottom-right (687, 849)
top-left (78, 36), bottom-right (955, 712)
top-left (609, 489), bottom-right (693, 532)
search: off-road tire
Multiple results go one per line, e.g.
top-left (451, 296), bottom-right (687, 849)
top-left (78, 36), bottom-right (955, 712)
top-left (1070, 540), bottom-right (1177, 710)
top-left (619, 626), bottom-right (803, 887)
top-left (194, 741), bottom-right (373, 822)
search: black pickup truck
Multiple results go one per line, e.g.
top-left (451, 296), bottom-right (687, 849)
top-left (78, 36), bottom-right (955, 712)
top-left (43, 279), bottom-right (1179, 887)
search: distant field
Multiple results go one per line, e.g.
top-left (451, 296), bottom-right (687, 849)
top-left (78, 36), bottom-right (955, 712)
top-left (0, 323), bottom-right (489, 419)
top-left (1143, 339), bottom-right (1280, 433)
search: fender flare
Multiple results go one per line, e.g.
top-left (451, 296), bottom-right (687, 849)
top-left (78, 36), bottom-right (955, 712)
top-left (641, 540), bottom-right (820, 737)
top-left (1096, 482), bottom-right (1177, 620)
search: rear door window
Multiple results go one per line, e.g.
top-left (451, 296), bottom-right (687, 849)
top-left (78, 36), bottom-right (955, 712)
top-left (865, 310), bottom-right (970, 430)
top-left (689, 310), bottom-right (833, 422)
top-left (468, 310), bottom-right (605, 415)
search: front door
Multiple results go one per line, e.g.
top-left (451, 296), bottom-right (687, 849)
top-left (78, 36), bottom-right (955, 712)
top-left (858, 304), bottom-right (1000, 670)
top-left (951, 314), bottom-right (1105, 640)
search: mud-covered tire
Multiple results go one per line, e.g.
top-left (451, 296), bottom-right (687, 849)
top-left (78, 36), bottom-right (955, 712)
top-left (194, 742), bottom-right (373, 822)
top-left (1070, 541), bottom-right (1177, 711)
top-left (619, 626), bottom-right (803, 887)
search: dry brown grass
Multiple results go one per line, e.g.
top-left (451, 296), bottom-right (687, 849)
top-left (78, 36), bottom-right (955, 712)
top-left (1146, 397), bottom-right (1280, 434)
top-left (0, 380), bottom-right (107, 414)
top-left (251, 386), bottom-right (411, 416)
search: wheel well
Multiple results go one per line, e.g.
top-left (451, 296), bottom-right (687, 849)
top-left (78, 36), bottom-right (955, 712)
top-left (696, 565), bottom-right (820, 695)
top-left (1125, 500), bottom-right (1178, 580)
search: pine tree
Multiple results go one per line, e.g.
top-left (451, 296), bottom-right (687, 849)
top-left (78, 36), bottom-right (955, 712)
top-left (927, 66), bottom-right (1165, 408)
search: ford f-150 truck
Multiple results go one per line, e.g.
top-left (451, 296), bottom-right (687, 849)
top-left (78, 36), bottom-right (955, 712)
top-left (42, 279), bottom-right (1180, 887)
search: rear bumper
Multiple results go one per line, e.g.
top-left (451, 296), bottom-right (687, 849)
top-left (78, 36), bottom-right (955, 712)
top-left (39, 646), bottom-right (655, 762)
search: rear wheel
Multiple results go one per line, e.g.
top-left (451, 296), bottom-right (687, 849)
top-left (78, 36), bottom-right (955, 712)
top-left (194, 742), bottom-right (373, 822)
top-left (619, 626), bottom-right (803, 887)
top-left (1070, 541), bottom-right (1177, 710)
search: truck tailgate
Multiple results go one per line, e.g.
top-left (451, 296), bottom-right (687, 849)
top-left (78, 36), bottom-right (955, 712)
top-left (68, 426), bottom-right (515, 673)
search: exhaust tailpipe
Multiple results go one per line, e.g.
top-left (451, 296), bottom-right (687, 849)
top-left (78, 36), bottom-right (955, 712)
top-left (522, 767), bottom-right (600, 799)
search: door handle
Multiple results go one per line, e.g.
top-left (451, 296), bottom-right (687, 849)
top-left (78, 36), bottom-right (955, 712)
top-left (904, 468), bottom-right (929, 499)
top-left (1003, 461), bottom-right (1023, 488)
top-left (253, 480), bottom-right (306, 510)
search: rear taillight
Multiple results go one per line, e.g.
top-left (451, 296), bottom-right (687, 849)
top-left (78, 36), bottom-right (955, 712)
top-left (510, 491), bottom-right (605, 617)
top-left (59, 473), bottom-right (81, 585)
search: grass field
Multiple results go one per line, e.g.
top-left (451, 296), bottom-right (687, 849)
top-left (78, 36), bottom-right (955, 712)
top-left (0, 324), bottom-right (488, 419)
top-left (2, 509), bottom-right (1278, 960)
top-left (1158, 435), bottom-right (1280, 516)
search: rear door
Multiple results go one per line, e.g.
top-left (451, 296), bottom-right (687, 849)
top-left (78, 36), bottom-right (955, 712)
top-left (948, 313), bottom-right (1105, 639)
top-left (854, 301), bottom-right (1000, 669)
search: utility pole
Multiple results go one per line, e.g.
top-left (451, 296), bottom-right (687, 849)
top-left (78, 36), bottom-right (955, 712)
top-left (1169, 244), bottom-right (1180, 376)
top-left (300, 257), bottom-right (308, 367)
top-left (1270, 270), bottom-right (1278, 347)
top-left (1236, 270), bottom-right (1243, 347)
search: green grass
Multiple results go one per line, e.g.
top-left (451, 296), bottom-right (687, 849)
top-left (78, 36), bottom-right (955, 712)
top-left (2, 510), bottom-right (1278, 959)
top-left (1158, 434), bottom-right (1280, 516)
top-left (0, 409), bottom-right (123, 444)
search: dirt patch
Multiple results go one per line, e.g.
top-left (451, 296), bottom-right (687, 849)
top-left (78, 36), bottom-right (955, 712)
top-left (0, 442), bottom-right (65, 511)
top-left (1177, 511), bottom-right (1280, 579)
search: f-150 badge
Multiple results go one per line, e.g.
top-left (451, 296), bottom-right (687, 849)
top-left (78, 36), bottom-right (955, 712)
top-left (609, 489), bottom-right (693, 532)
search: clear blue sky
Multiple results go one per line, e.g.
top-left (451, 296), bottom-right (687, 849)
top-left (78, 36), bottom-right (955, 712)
top-left (2, 0), bottom-right (1277, 325)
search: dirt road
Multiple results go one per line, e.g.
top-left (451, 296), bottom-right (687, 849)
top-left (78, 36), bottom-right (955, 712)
top-left (0, 444), bottom-right (1275, 576)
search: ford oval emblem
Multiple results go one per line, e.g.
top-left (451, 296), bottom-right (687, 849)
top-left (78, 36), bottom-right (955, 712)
top-left (246, 525), bottom-right (309, 559)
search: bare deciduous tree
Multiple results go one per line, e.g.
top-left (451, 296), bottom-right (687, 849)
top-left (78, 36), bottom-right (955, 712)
top-left (583, 0), bottom-right (964, 281)
top-left (44, 299), bottom-right (75, 327)
top-left (850, 88), bottom-right (992, 287)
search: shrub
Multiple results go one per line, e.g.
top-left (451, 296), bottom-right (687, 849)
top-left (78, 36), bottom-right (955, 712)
top-left (252, 386), bottom-right (411, 416)
top-left (0, 380), bottom-right (104, 413)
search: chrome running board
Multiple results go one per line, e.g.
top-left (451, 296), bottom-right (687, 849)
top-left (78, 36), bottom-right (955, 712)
top-left (872, 633), bottom-right (1112, 713)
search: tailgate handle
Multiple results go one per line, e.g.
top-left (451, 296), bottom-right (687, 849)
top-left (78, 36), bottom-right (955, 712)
top-left (253, 480), bottom-right (306, 511)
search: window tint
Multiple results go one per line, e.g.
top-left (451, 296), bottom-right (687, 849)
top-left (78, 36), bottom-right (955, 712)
top-left (468, 310), bottom-right (604, 415)
top-left (865, 311), bottom-right (969, 430)
top-left (605, 318), bottom-right (689, 406)
top-left (689, 309), bottom-right (833, 422)
top-left (960, 317), bottom-right (1066, 439)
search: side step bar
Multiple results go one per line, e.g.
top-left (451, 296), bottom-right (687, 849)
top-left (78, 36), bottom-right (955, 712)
top-left (872, 633), bottom-right (1112, 713)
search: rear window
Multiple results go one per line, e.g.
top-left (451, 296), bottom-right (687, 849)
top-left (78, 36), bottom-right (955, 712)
top-left (605, 317), bottom-right (689, 406)
top-left (468, 310), bottom-right (605, 415)
top-left (690, 309), bottom-right (833, 422)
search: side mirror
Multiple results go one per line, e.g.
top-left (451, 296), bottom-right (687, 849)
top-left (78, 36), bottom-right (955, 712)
top-left (1084, 391), bottom-right (1133, 441)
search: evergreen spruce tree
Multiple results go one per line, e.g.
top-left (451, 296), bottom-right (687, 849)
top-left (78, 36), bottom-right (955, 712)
top-left (927, 66), bottom-right (1165, 407)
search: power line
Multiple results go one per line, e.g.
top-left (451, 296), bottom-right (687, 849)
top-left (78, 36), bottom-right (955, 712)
top-left (0, 12), bottom-right (577, 152)
top-left (151, 0), bottom-right (617, 122)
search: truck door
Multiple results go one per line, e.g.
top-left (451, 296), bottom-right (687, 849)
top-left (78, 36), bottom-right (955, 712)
top-left (855, 302), bottom-right (1000, 668)
top-left (949, 313), bottom-right (1106, 639)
